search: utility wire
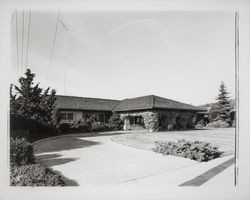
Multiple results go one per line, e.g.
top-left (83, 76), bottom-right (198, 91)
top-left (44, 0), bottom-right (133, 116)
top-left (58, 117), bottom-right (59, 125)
top-left (47, 11), bottom-right (60, 79)
top-left (21, 10), bottom-right (24, 74)
top-left (10, 11), bottom-right (16, 26)
top-left (15, 10), bottom-right (19, 76)
top-left (60, 19), bottom-right (69, 95)
top-left (25, 10), bottom-right (31, 70)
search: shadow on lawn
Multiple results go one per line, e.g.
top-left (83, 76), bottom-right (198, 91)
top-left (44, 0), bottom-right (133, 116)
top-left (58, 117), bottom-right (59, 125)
top-left (34, 136), bottom-right (100, 154)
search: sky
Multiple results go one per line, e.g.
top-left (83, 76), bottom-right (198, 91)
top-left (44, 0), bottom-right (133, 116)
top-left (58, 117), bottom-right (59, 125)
top-left (11, 11), bottom-right (235, 106)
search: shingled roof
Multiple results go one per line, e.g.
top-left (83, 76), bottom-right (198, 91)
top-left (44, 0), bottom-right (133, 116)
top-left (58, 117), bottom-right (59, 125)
top-left (55, 95), bottom-right (120, 111)
top-left (113, 95), bottom-right (206, 112)
top-left (55, 95), bottom-right (206, 112)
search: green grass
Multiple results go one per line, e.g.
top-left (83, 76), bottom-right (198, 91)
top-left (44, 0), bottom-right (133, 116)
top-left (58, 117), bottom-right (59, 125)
top-left (111, 128), bottom-right (235, 156)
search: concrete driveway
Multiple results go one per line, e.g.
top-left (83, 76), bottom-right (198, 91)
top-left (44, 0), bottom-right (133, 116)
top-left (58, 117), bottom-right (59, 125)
top-left (33, 133), bottom-right (234, 186)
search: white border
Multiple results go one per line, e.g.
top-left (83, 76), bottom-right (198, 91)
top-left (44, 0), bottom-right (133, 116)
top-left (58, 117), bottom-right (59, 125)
top-left (0, 0), bottom-right (250, 199)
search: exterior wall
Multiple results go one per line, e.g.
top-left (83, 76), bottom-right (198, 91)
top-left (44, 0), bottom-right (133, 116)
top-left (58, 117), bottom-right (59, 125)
top-left (59, 110), bottom-right (82, 123)
top-left (58, 110), bottom-right (112, 124)
top-left (119, 109), bottom-right (198, 132)
top-left (158, 110), bottom-right (197, 130)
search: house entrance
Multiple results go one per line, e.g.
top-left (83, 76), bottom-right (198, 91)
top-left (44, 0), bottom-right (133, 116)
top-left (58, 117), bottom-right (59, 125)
top-left (129, 116), bottom-right (144, 130)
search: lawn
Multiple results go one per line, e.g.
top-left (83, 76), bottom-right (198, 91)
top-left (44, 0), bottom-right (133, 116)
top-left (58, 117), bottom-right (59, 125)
top-left (111, 128), bottom-right (235, 156)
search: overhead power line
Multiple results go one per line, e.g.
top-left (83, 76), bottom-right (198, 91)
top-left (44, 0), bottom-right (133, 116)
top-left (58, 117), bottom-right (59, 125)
top-left (21, 10), bottom-right (24, 74)
top-left (10, 11), bottom-right (16, 26)
top-left (60, 19), bottom-right (69, 95)
top-left (25, 10), bottom-right (31, 70)
top-left (15, 10), bottom-right (19, 76)
top-left (46, 11), bottom-right (60, 79)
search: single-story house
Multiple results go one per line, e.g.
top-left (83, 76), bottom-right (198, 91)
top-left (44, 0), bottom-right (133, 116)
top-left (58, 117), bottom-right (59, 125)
top-left (55, 95), bottom-right (206, 132)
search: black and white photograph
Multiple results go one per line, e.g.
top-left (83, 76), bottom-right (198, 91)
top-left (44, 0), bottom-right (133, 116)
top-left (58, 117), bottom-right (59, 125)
top-left (0, 0), bottom-right (250, 199)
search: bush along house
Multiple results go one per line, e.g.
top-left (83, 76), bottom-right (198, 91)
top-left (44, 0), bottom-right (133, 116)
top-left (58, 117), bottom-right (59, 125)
top-left (55, 95), bottom-right (206, 132)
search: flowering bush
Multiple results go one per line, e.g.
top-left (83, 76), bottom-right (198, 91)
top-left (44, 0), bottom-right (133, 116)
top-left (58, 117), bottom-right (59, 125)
top-left (153, 139), bottom-right (222, 162)
top-left (91, 121), bottom-right (110, 132)
top-left (206, 120), bottom-right (229, 128)
top-left (10, 164), bottom-right (65, 186)
top-left (10, 138), bottom-right (35, 166)
top-left (108, 113), bottom-right (124, 130)
top-left (167, 124), bottom-right (174, 131)
top-left (76, 118), bottom-right (92, 132)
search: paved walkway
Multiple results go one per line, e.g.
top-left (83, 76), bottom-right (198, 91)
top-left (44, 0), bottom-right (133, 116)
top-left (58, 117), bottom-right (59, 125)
top-left (34, 133), bottom-right (234, 186)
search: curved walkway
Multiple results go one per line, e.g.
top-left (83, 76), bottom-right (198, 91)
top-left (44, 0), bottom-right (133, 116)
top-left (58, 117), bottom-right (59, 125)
top-left (33, 132), bottom-right (234, 186)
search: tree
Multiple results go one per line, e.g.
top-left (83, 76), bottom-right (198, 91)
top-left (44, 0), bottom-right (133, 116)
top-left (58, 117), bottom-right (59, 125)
top-left (10, 69), bottom-right (57, 131)
top-left (209, 82), bottom-right (231, 122)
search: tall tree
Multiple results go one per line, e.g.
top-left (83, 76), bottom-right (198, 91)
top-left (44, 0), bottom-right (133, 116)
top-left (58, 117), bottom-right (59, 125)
top-left (10, 69), bottom-right (57, 127)
top-left (210, 82), bottom-right (231, 122)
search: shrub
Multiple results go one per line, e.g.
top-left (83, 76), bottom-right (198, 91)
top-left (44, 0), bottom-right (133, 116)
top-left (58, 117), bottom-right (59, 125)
top-left (10, 137), bottom-right (35, 166)
top-left (10, 164), bottom-right (65, 186)
top-left (232, 120), bottom-right (236, 127)
top-left (195, 120), bottom-right (205, 129)
top-left (57, 123), bottom-right (71, 133)
top-left (167, 124), bottom-right (173, 131)
top-left (91, 121), bottom-right (110, 132)
top-left (108, 113), bottom-right (124, 130)
top-left (153, 139), bottom-right (222, 162)
top-left (206, 120), bottom-right (229, 128)
top-left (75, 118), bottom-right (92, 132)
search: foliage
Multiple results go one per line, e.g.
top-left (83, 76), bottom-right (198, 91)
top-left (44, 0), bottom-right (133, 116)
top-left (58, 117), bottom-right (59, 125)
top-left (57, 123), bottom-right (71, 133)
top-left (108, 113), bottom-right (124, 130)
top-left (10, 164), bottom-right (65, 186)
top-left (167, 124), bottom-right (174, 131)
top-left (10, 69), bottom-right (57, 139)
top-left (120, 111), bottom-right (159, 132)
top-left (209, 82), bottom-right (231, 123)
top-left (153, 139), bottom-right (222, 162)
top-left (75, 118), bottom-right (92, 132)
top-left (91, 121), bottom-right (110, 132)
top-left (206, 120), bottom-right (229, 128)
top-left (10, 137), bottom-right (35, 166)
top-left (10, 115), bottom-right (58, 142)
top-left (195, 120), bottom-right (205, 129)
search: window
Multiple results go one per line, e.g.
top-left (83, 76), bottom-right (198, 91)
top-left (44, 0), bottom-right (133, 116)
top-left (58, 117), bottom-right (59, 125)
top-left (60, 113), bottom-right (66, 120)
top-left (67, 113), bottom-right (73, 120)
top-left (105, 114), bottom-right (110, 123)
top-left (99, 114), bottom-right (104, 122)
top-left (60, 112), bottom-right (74, 120)
top-left (130, 116), bottom-right (144, 125)
top-left (82, 112), bottom-right (89, 119)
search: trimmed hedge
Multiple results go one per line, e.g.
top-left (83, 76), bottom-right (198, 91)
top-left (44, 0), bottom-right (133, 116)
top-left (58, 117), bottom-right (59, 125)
top-left (153, 139), bottom-right (222, 162)
top-left (10, 138), bottom-right (35, 166)
top-left (10, 164), bottom-right (65, 186)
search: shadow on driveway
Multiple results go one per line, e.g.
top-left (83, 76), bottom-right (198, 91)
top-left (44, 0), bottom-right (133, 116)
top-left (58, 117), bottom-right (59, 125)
top-left (34, 136), bottom-right (100, 154)
top-left (35, 153), bottom-right (78, 168)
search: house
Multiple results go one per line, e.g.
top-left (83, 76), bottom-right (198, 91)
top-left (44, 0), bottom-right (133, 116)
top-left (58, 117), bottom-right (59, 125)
top-left (55, 95), bottom-right (206, 132)
top-left (55, 95), bottom-right (120, 124)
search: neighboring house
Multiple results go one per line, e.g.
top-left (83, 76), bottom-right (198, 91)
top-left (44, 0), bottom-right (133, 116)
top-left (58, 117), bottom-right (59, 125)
top-left (55, 95), bottom-right (206, 132)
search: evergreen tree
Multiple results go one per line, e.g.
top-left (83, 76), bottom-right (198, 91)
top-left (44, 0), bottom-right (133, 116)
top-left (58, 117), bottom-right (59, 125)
top-left (210, 82), bottom-right (231, 122)
top-left (10, 69), bottom-right (57, 128)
